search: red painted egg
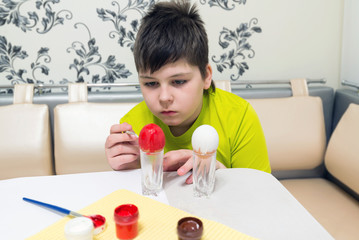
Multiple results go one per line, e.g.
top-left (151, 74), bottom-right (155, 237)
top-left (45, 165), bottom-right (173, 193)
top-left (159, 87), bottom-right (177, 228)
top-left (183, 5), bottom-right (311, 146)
top-left (139, 123), bottom-right (165, 152)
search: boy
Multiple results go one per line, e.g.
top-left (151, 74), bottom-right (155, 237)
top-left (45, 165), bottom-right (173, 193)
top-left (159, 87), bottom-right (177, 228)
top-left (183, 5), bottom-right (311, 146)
top-left (105, 0), bottom-right (271, 184)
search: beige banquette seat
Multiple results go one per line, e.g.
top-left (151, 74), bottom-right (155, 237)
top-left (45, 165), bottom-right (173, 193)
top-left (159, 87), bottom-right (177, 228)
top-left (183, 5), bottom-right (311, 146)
top-left (214, 80), bottom-right (232, 92)
top-left (281, 103), bottom-right (359, 240)
top-left (246, 78), bottom-right (358, 239)
top-left (0, 84), bottom-right (53, 179)
top-left (247, 79), bottom-right (327, 173)
top-left (54, 83), bottom-right (138, 174)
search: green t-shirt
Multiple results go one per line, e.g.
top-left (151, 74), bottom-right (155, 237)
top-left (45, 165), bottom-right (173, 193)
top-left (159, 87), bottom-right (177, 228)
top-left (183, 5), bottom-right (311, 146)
top-left (120, 87), bottom-right (271, 173)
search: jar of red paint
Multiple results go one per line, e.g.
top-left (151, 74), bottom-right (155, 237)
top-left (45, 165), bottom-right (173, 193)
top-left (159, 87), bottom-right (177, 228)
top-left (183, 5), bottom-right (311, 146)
top-left (114, 204), bottom-right (139, 239)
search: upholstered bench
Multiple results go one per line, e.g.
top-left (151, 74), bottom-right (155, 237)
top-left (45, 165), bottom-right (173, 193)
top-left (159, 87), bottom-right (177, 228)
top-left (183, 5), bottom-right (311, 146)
top-left (280, 103), bottom-right (359, 240)
top-left (0, 84), bottom-right (52, 179)
top-left (247, 79), bottom-right (326, 175)
top-left (246, 79), bottom-right (359, 239)
top-left (1, 80), bottom-right (358, 239)
top-left (54, 83), bottom-right (137, 174)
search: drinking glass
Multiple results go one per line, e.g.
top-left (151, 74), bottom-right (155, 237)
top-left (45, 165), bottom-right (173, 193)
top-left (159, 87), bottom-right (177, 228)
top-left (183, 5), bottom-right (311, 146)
top-left (192, 150), bottom-right (216, 198)
top-left (140, 149), bottom-right (164, 196)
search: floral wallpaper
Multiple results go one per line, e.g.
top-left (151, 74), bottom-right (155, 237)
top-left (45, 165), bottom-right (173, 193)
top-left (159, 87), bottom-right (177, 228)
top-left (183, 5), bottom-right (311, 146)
top-left (0, 0), bottom-right (261, 93)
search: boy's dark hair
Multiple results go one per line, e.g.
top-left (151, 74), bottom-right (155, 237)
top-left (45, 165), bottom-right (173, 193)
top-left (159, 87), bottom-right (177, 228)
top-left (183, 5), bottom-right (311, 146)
top-left (134, 0), bottom-right (213, 87)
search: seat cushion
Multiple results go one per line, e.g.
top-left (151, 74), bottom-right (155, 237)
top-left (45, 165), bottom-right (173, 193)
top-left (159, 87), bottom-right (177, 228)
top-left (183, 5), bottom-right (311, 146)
top-left (281, 178), bottom-right (359, 240)
top-left (0, 104), bottom-right (53, 179)
top-left (54, 102), bottom-right (137, 174)
top-left (248, 96), bottom-right (326, 171)
top-left (325, 103), bottom-right (359, 194)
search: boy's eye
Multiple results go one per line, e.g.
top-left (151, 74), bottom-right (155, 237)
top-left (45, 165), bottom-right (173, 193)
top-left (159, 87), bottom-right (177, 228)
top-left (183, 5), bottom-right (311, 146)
top-left (173, 80), bottom-right (187, 85)
top-left (144, 82), bottom-right (159, 87)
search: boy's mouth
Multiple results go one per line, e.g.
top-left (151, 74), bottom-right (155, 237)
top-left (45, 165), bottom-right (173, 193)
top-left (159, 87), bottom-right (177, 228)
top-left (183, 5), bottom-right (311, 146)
top-left (161, 111), bottom-right (177, 116)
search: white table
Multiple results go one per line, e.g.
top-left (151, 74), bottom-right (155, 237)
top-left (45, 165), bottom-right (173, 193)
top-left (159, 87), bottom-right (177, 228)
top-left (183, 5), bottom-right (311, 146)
top-left (0, 168), bottom-right (334, 240)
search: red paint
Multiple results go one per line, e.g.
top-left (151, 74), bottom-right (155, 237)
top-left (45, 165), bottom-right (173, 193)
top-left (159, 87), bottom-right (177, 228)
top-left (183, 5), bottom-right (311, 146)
top-left (114, 204), bottom-right (139, 239)
top-left (89, 214), bottom-right (106, 229)
top-left (139, 123), bottom-right (165, 152)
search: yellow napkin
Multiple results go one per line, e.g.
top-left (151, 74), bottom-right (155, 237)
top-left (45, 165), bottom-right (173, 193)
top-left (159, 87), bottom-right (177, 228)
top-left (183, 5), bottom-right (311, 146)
top-left (27, 189), bottom-right (257, 240)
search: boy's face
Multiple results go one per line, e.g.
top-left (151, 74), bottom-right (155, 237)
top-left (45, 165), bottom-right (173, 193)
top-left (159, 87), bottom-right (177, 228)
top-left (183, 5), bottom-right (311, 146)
top-left (139, 59), bottom-right (212, 136)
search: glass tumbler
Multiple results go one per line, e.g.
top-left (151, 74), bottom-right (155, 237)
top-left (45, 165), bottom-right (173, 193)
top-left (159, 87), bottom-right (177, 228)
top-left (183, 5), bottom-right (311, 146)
top-left (193, 150), bottom-right (217, 198)
top-left (140, 149), bottom-right (164, 196)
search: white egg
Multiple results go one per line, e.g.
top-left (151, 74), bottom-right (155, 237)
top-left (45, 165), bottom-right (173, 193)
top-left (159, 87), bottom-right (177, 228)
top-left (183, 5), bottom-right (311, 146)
top-left (191, 125), bottom-right (219, 154)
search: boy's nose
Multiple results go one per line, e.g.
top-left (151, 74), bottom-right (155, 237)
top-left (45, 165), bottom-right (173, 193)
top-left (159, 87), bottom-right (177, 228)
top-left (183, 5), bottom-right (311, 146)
top-left (159, 87), bottom-right (173, 105)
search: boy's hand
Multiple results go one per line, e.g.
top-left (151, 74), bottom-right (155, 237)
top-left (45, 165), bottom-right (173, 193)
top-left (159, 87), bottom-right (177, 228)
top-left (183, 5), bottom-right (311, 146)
top-left (163, 149), bottom-right (193, 184)
top-left (105, 123), bottom-right (140, 170)
top-left (163, 150), bottom-right (226, 184)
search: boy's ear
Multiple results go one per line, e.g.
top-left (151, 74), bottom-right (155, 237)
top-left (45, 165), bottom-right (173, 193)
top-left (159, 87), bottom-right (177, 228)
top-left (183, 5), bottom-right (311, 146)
top-left (203, 64), bottom-right (213, 90)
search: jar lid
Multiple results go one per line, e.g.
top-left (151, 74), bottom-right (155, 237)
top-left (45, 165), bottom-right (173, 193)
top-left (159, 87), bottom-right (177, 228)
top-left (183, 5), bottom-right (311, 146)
top-left (64, 217), bottom-right (93, 239)
top-left (177, 217), bottom-right (203, 240)
top-left (114, 204), bottom-right (139, 223)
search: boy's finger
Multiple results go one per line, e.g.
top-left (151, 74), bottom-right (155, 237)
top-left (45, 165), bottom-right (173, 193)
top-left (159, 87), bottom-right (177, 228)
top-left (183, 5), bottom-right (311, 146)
top-left (163, 150), bottom-right (192, 171)
top-left (108, 154), bottom-right (140, 170)
top-left (185, 174), bottom-right (193, 184)
top-left (110, 122), bottom-right (133, 134)
top-left (105, 133), bottom-right (137, 149)
top-left (177, 157), bottom-right (193, 176)
top-left (107, 142), bottom-right (138, 157)
top-left (216, 160), bottom-right (227, 169)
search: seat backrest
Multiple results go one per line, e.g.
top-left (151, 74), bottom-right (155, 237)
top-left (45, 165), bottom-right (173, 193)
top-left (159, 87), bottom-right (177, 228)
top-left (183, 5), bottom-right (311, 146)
top-left (0, 84), bottom-right (53, 179)
top-left (54, 83), bottom-right (138, 174)
top-left (246, 79), bottom-right (327, 171)
top-left (214, 80), bottom-right (232, 92)
top-left (325, 103), bottom-right (359, 194)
